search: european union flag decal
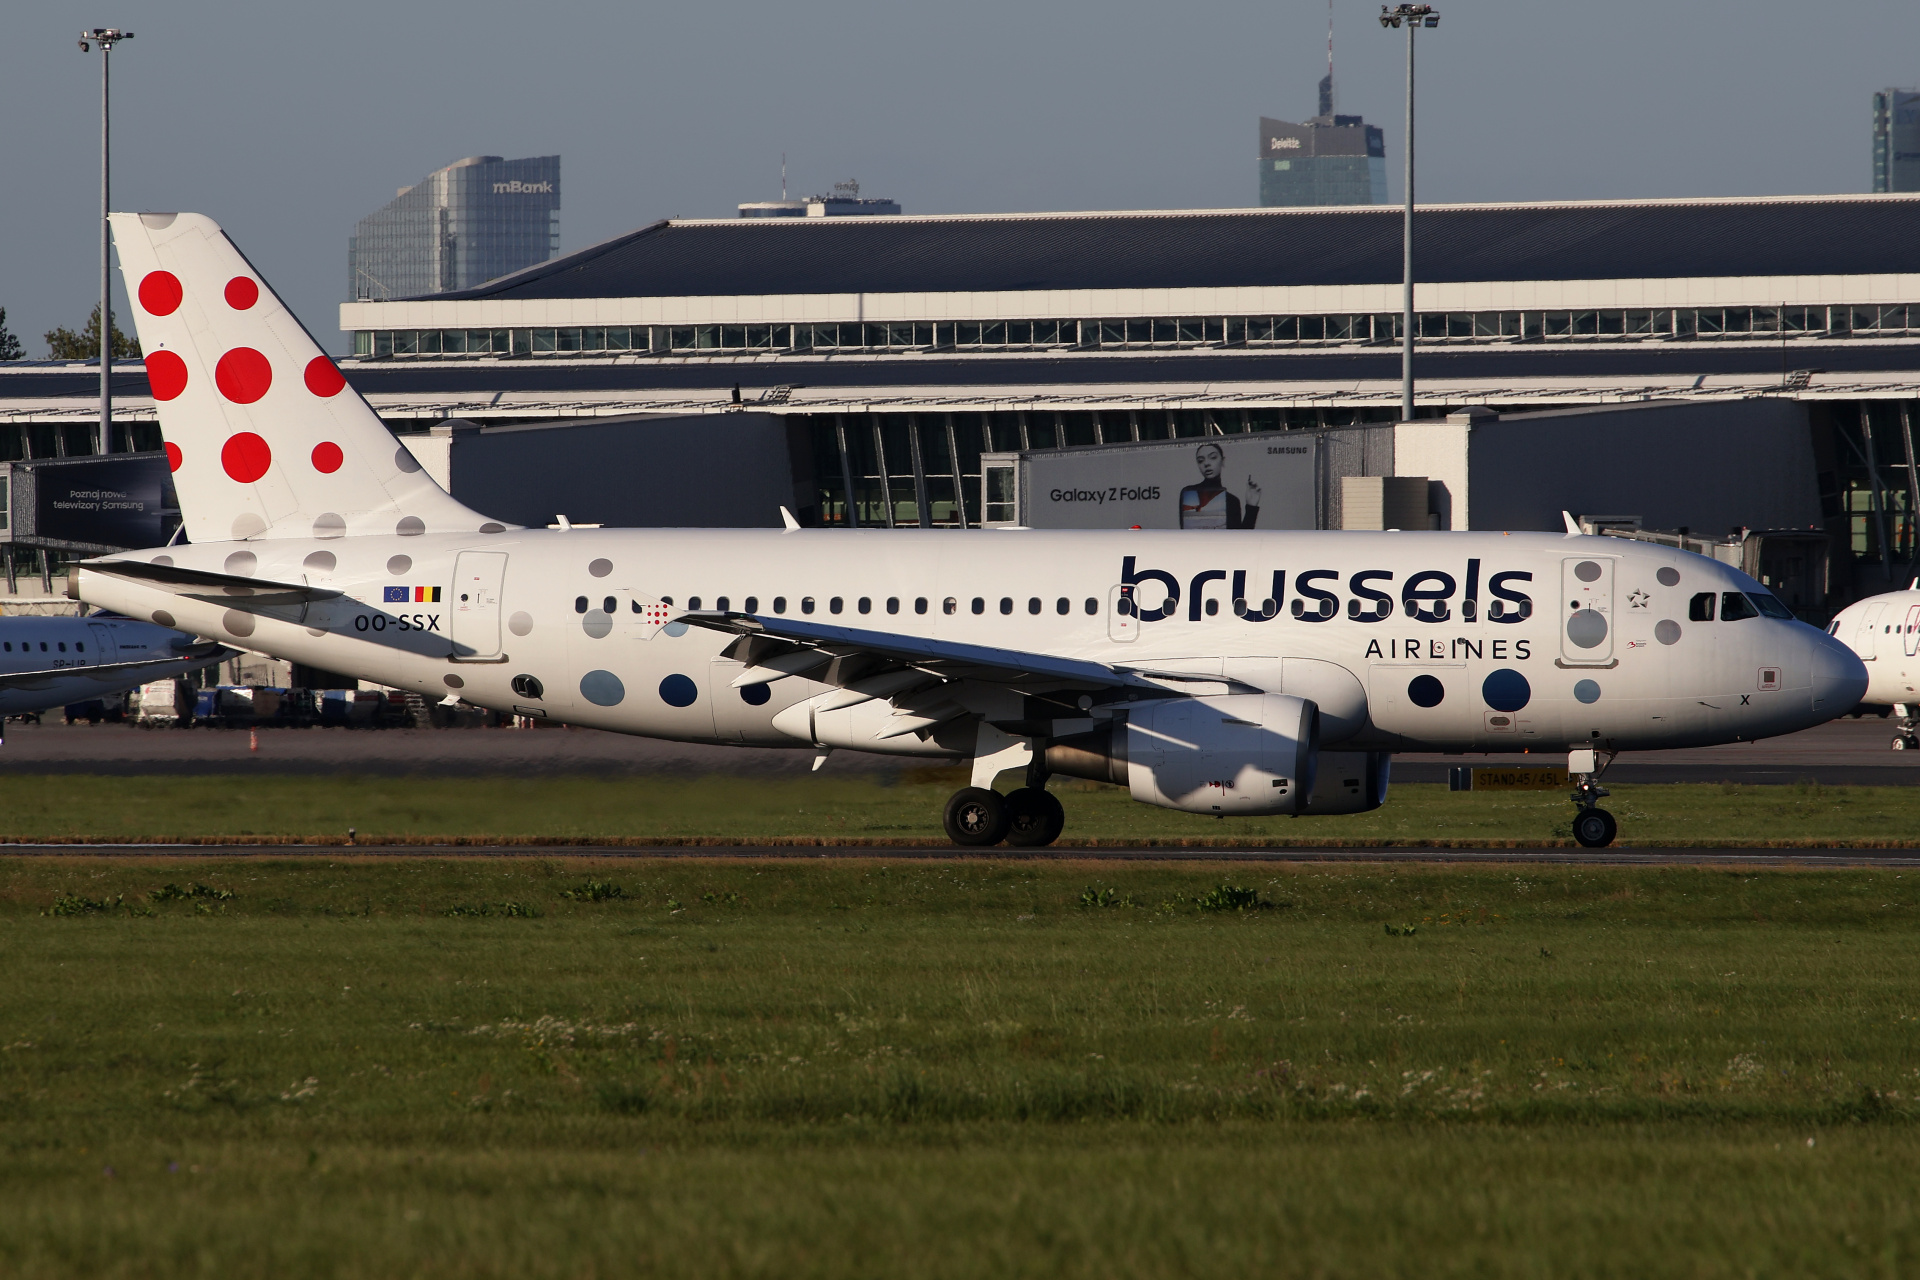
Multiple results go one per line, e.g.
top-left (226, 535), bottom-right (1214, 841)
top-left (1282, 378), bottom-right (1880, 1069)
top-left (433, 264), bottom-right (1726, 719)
top-left (383, 586), bottom-right (408, 603)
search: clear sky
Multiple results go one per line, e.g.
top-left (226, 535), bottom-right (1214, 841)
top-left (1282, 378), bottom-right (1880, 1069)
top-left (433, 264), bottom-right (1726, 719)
top-left (3, 0), bottom-right (1916, 355)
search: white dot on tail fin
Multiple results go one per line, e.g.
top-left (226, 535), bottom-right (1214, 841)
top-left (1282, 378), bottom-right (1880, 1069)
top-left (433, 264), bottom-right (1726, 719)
top-left (394, 447), bottom-right (422, 475)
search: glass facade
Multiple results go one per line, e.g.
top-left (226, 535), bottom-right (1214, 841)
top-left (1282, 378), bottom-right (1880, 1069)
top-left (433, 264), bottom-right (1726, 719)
top-left (1873, 89), bottom-right (1920, 194)
top-left (351, 304), bottom-right (1920, 359)
top-left (1259, 115), bottom-right (1387, 208)
top-left (349, 155), bottom-right (561, 301)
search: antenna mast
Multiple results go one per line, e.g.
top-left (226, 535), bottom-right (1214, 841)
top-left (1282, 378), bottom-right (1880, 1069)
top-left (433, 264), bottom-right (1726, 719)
top-left (781, 153), bottom-right (787, 201)
top-left (1318, 0), bottom-right (1336, 117)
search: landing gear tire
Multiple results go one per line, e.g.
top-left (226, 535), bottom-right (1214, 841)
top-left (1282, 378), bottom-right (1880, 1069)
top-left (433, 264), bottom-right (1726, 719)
top-left (1894, 736), bottom-right (1917, 751)
top-left (1003, 788), bottom-right (1066, 848)
top-left (1572, 808), bottom-right (1618, 849)
top-left (944, 787), bottom-right (1009, 847)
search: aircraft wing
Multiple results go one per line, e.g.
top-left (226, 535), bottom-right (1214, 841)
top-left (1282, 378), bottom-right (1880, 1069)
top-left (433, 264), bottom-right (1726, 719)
top-left (679, 611), bottom-right (1149, 692)
top-left (85, 559), bottom-right (342, 608)
top-left (0, 643), bottom-right (236, 691)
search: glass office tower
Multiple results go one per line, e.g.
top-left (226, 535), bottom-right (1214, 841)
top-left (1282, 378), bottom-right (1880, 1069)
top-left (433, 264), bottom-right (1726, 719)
top-left (349, 155), bottom-right (560, 300)
top-left (1258, 116), bottom-right (1386, 208)
top-left (1874, 90), bottom-right (1920, 194)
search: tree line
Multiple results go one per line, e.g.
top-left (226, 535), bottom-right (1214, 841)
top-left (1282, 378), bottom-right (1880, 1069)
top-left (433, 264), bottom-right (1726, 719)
top-left (0, 306), bottom-right (141, 361)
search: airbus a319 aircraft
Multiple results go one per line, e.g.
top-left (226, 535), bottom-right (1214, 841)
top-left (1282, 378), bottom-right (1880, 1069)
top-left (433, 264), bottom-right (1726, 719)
top-left (73, 212), bottom-right (1868, 848)
top-left (1826, 582), bottom-right (1920, 749)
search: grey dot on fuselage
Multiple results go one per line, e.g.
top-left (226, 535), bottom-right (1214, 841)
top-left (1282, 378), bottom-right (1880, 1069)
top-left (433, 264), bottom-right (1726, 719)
top-left (222, 609), bottom-right (256, 638)
top-left (387, 555), bottom-right (412, 576)
top-left (508, 612), bottom-right (533, 637)
top-left (152, 555), bottom-right (173, 567)
top-left (303, 551), bottom-right (336, 573)
top-left (312, 513), bottom-right (346, 539)
top-left (1655, 619), bottom-right (1682, 645)
top-left (231, 512), bottom-right (267, 539)
top-left (589, 558), bottom-right (613, 578)
top-left (582, 610), bottom-right (612, 639)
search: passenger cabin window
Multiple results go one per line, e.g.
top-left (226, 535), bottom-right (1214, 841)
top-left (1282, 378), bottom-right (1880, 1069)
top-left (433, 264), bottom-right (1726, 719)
top-left (58, 642), bottom-right (66, 652)
top-left (1084, 598), bottom-right (1098, 615)
top-left (801, 597), bottom-right (815, 614)
top-left (575, 596), bottom-right (589, 614)
top-left (1055, 598), bottom-right (1069, 615)
top-left (660, 596), bottom-right (673, 605)
top-left (75, 642), bottom-right (83, 652)
top-left (604, 596), bottom-right (618, 614)
top-left (971, 598), bottom-right (984, 615)
top-left (688, 596), bottom-right (702, 610)
top-left (886, 598), bottom-right (899, 615)
top-left (1027, 597), bottom-right (1041, 615)
top-left (1720, 591), bottom-right (1758, 621)
top-left (3, 643), bottom-right (9, 651)
top-left (830, 597), bottom-right (843, 614)
top-left (1000, 598), bottom-right (1014, 615)
top-left (744, 596), bottom-right (758, 613)
top-left (1748, 592), bottom-right (1794, 620)
top-left (1688, 592), bottom-right (1716, 621)
top-left (773, 597), bottom-right (787, 614)
top-left (942, 598), bottom-right (956, 615)
top-left (915, 598), bottom-right (928, 615)
top-left (39, 642), bottom-right (47, 651)
top-left (715, 596), bottom-right (729, 611)
top-left (857, 598), bottom-right (871, 614)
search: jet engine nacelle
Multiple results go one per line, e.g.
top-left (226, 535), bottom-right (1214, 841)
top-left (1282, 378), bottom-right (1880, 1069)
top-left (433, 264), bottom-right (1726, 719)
top-left (1299, 750), bottom-right (1392, 815)
top-left (1047, 693), bottom-right (1320, 816)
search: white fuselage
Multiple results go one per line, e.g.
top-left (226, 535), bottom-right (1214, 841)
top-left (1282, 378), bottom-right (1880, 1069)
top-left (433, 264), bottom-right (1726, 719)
top-left (1827, 587), bottom-right (1920, 708)
top-left (0, 615), bottom-right (220, 716)
top-left (77, 528), bottom-right (1863, 756)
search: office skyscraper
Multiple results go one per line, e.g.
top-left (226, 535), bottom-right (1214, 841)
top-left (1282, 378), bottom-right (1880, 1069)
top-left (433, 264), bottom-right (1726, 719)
top-left (1874, 90), bottom-right (1920, 193)
top-left (349, 155), bottom-right (560, 301)
top-left (1258, 7), bottom-right (1385, 208)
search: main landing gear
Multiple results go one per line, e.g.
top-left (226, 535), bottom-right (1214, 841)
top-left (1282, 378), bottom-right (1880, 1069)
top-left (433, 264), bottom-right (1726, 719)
top-left (1568, 747), bottom-right (1618, 848)
top-left (943, 759), bottom-right (1066, 848)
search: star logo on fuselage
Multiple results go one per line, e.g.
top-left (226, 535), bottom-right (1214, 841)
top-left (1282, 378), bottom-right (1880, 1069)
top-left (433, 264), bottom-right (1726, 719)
top-left (1627, 590), bottom-right (1651, 609)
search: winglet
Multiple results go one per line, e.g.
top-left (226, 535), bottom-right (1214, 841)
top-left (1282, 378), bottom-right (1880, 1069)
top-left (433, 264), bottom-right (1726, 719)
top-left (780, 506), bottom-right (801, 532)
top-left (1562, 511), bottom-right (1582, 537)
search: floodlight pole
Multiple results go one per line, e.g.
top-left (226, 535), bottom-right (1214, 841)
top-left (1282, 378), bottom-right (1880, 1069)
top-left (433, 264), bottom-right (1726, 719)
top-left (81, 28), bottom-right (132, 454)
top-left (1380, 5), bottom-right (1436, 423)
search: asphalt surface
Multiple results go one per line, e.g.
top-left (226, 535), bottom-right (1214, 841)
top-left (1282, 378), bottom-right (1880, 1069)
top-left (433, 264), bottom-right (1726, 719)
top-left (0, 714), bottom-right (1912, 782)
top-left (8, 843), bottom-right (1919, 866)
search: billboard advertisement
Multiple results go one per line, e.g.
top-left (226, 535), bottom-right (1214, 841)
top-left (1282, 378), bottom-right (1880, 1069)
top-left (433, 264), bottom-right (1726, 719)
top-left (1020, 435), bottom-right (1318, 530)
top-left (15, 454), bottom-right (172, 549)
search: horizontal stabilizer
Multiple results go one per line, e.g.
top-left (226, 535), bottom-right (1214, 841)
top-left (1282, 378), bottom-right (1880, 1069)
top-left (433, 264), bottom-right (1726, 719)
top-left (85, 559), bottom-right (341, 607)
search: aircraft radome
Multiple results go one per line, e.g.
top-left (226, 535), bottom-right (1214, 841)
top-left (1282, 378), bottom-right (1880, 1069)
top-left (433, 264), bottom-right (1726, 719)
top-left (72, 212), bottom-right (1869, 849)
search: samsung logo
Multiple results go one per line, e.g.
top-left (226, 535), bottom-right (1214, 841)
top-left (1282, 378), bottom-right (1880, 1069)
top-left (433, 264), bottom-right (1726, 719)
top-left (493, 180), bottom-right (555, 194)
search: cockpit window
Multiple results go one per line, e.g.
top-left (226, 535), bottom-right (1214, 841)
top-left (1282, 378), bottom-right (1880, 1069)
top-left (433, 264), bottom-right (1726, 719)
top-left (1688, 592), bottom-right (1716, 622)
top-left (1720, 591), bottom-right (1759, 621)
top-left (1746, 592), bottom-right (1795, 620)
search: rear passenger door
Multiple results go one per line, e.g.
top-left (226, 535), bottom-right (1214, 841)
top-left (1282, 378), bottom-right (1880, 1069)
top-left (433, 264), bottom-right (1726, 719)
top-left (1855, 601), bottom-right (1887, 661)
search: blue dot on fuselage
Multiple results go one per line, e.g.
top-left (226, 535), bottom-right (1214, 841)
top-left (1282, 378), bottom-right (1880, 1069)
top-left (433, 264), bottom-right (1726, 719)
top-left (1408, 674), bottom-right (1445, 708)
top-left (580, 670), bottom-right (626, 707)
top-left (1574, 679), bottom-right (1602, 704)
top-left (658, 673), bottom-right (698, 708)
top-left (739, 682), bottom-right (771, 706)
top-left (1481, 668), bottom-right (1531, 713)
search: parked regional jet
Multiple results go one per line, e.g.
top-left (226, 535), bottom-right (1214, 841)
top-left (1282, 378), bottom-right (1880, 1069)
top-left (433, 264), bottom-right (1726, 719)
top-left (0, 612), bottom-right (230, 720)
top-left (1826, 582), bottom-right (1920, 749)
top-left (72, 212), bottom-right (1868, 848)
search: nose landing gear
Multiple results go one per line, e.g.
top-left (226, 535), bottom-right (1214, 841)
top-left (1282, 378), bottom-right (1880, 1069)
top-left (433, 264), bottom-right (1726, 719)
top-left (1567, 747), bottom-right (1618, 848)
top-left (1892, 704), bottom-right (1918, 751)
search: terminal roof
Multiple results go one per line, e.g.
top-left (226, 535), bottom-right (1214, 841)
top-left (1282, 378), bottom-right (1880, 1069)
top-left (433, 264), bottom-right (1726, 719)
top-left (421, 196), bottom-right (1920, 302)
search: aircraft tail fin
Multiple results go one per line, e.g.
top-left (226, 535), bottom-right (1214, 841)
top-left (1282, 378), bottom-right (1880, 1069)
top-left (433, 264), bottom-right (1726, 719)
top-left (110, 212), bottom-right (511, 544)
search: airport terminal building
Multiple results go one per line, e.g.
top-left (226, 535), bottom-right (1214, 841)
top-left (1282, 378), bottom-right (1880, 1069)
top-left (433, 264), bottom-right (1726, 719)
top-left (2, 193), bottom-right (1920, 614)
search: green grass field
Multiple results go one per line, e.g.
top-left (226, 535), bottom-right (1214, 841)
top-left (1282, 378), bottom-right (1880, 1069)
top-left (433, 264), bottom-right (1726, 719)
top-left (5, 857), bottom-right (1920, 1276)
top-left (1, 772), bottom-right (1919, 845)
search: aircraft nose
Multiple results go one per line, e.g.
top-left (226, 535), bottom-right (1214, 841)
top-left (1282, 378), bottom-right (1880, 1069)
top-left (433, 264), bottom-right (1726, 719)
top-left (1810, 630), bottom-right (1868, 719)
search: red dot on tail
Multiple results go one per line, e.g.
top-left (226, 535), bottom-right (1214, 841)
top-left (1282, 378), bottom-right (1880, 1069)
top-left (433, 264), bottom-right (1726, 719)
top-left (224, 277), bottom-right (259, 310)
top-left (304, 356), bottom-right (346, 398)
top-left (221, 432), bottom-right (272, 483)
top-left (138, 271), bottom-right (182, 317)
top-left (144, 351), bottom-right (189, 401)
top-left (311, 442), bottom-right (344, 474)
top-left (214, 348), bottom-right (273, 404)
top-left (164, 442), bottom-right (182, 473)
